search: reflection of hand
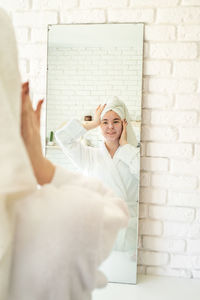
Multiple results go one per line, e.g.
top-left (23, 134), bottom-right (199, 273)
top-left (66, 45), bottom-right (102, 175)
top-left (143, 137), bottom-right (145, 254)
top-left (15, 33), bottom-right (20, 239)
top-left (119, 119), bottom-right (128, 146)
top-left (21, 82), bottom-right (55, 185)
top-left (83, 104), bottom-right (106, 130)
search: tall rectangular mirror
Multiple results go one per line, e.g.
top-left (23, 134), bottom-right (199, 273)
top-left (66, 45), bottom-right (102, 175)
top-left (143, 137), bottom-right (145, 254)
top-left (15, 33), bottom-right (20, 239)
top-left (46, 23), bottom-right (144, 284)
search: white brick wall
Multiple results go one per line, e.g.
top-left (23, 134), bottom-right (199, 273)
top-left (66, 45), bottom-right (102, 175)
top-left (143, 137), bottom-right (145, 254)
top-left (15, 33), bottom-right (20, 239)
top-left (46, 46), bottom-right (142, 139)
top-left (1, 0), bottom-right (200, 279)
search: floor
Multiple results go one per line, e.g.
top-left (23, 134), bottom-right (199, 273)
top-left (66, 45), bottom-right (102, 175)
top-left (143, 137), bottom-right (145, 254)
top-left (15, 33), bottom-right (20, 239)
top-left (92, 274), bottom-right (200, 300)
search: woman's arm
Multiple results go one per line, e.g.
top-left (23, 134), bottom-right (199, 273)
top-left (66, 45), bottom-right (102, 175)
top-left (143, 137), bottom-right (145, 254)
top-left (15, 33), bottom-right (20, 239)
top-left (21, 82), bottom-right (55, 185)
top-left (55, 104), bottom-right (106, 171)
top-left (82, 104), bottom-right (106, 130)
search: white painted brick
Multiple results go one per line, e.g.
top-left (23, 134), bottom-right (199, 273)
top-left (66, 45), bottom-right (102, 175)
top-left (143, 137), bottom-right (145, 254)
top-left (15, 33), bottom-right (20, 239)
top-left (168, 191), bottom-right (200, 208)
top-left (137, 265), bottom-right (146, 274)
top-left (163, 222), bottom-right (200, 238)
top-left (142, 78), bottom-right (149, 93)
top-left (187, 240), bottom-right (200, 254)
top-left (146, 143), bottom-right (193, 159)
top-left (181, 0), bottom-right (200, 5)
top-left (143, 61), bottom-right (171, 76)
top-left (140, 142), bottom-right (145, 157)
top-left (143, 236), bottom-right (186, 252)
top-left (139, 204), bottom-right (148, 218)
top-left (141, 109), bottom-right (151, 125)
top-left (174, 62), bottom-right (200, 78)
top-left (12, 12), bottom-right (58, 27)
top-left (139, 219), bottom-right (163, 235)
top-left (141, 157), bottom-right (168, 172)
top-left (195, 144), bottom-right (200, 159)
top-left (171, 160), bottom-right (200, 176)
top-left (130, 0), bottom-right (179, 6)
top-left (32, 0), bottom-right (60, 9)
top-left (80, 0), bottom-right (127, 8)
top-left (145, 25), bottom-right (176, 41)
top-left (60, 9), bottom-right (106, 23)
top-left (138, 250), bottom-right (169, 266)
top-left (192, 270), bottom-right (200, 279)
top-left (149, 43), bottom-right (197, 59)
top-left (15, 27), bottom-right (29, 43)
top-left (107, 9), bottom-right (154, 23)
top-left (178, 25), bottom-right (200, 41)
top-left (31, 28), bottom-right (48, 43)
top-left (195, 209), bottom-right (200, 224)
top-left (151, 174), bottom-right (197, 191)
top-left (59, 0), bottom-right (78, 9)
top-left (148, 78), bottom-right (196, 93)
top-left (137, 236), bottom-right (143, 250)
top-left (142, 126), bottom-right (178, 142)
top-left (140, 188), bottom-right (167, 204)
top-left (143, 42), bottom-right (149, 58)
top-left (180, 128), bottom-right (200, 143)
top-left (157, 8), bottom-right (200, 24)
top-left (164, 222), bottom-right (200, 239)
top-left (151, 111), bottom-right (197, 126)
top-left (140, 172), bottom-right (151, 187)
top-left (146, 267), bottom-right (191, 278)
top-left (170, 255), bottom-right (200, 269)
top-left (32, 0), bottom-right (78, 9)
top-left (149, 205), bottom-right (195, 222)
top-left (175, 95), bottom-right (200, 110)
top-left (0, 0), bottom-right (30, 10)
top-left (142, 94), bottom-right (174, 109)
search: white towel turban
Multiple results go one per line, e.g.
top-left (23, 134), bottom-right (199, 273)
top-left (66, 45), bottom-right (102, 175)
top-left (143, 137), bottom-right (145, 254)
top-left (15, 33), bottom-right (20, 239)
top-left (101, 97), bottom-right (138, 147)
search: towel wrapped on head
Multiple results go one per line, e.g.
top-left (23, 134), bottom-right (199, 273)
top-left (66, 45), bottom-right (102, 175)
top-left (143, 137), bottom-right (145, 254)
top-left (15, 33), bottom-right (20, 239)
top-left (101, 96), bottom-right (138, 147)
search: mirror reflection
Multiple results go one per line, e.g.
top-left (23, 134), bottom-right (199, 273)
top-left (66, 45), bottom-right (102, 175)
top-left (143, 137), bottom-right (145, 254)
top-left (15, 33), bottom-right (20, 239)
top-left (46, 24), bottom-right (144, 284)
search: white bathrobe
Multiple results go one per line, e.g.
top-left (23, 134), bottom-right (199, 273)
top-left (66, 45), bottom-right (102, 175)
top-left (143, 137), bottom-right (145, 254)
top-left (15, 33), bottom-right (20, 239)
top-left (55, 119), bottom-right (140, 253)
top-left (0, 7), bottom-right (129, 300)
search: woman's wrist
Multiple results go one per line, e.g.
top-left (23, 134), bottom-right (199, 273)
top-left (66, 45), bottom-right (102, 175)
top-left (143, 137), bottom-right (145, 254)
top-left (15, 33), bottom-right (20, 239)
top-left (33, 157), bottom-right (56, 185)
top-left (82, 121), bottom-right (98, 131)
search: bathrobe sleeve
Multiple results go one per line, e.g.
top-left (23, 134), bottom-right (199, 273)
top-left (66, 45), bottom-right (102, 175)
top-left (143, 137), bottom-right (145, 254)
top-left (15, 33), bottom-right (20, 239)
top-left (55, 119), bottom-right (93, 172)
top-left (10, 166), bottom-right (129, 300)
top-left (116, 144), bottom-right (140, 175)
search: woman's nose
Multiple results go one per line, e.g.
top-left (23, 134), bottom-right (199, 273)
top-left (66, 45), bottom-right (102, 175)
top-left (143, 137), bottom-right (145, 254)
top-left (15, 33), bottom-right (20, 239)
top-left (108, 123), bottom-right (114, 129)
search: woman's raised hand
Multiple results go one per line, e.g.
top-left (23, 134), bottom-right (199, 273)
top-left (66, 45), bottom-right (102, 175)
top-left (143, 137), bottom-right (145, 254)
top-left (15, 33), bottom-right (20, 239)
top-left (83, 104), bottom-right (106, 131)
top-left (21, 82), bottom-right (43, 156)
top-left (93, 104), bottom-right (106, 127)
top-left (21, 81), bottom-right (55, 185)
top-left (119, 119), bottom-right (128, 146)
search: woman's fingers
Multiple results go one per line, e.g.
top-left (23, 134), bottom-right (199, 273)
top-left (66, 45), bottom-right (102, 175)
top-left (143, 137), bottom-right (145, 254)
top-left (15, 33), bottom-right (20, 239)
top-left (35, 99), bottom-right (44, 125)
top-left (100, 103), bottom-right (106, 113)
top-left (95, 104), bottom-right (101, 112)
top-left (21, 82), bottom-right (29, 99)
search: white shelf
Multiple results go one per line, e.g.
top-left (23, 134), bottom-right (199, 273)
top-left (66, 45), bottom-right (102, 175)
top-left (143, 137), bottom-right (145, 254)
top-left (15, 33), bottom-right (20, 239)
top-left (45, 145), bottom-right (60, 149)
top-left (92, 274), bottom-right (200, 300)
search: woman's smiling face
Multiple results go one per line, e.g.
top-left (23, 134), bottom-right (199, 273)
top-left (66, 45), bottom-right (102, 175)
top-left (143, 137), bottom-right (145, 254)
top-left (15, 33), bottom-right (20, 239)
top-left (100, 110), bottom-right (123, 142)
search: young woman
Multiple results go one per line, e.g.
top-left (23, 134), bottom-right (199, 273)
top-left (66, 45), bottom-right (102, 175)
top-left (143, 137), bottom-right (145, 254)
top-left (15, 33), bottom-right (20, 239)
top-left (56, 97), bottom-right (140, 254)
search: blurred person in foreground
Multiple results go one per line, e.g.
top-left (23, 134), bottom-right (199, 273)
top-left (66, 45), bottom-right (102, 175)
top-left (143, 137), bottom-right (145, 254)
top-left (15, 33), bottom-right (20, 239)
top-left (0, 8), bottom-right (129, 300)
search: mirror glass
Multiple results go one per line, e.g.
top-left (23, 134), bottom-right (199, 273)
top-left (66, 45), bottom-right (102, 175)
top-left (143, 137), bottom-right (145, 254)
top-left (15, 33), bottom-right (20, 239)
top-left (46, 24), bottom-right (144, 284)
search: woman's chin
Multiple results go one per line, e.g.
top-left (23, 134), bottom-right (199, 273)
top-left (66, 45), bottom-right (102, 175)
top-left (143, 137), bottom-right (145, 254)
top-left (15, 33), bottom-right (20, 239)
top-left (105, 135), bottom-right (119, 142)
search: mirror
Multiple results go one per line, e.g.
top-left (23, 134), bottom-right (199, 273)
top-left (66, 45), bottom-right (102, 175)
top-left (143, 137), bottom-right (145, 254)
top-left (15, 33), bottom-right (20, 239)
top-left (46, 24), bottom-right (144, 284)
